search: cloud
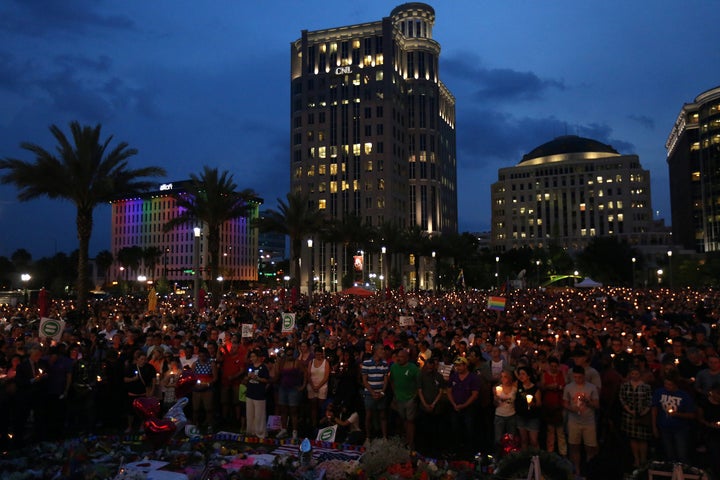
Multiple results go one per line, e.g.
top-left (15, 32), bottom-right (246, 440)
top-left (627, 114), bottom-right (655, 130)
top-left (443, 53), bottom-right (565, 103)
top-left (0, 0), bottom-right (135, 37)
top-left (456, 107), bottom-right (636, 170)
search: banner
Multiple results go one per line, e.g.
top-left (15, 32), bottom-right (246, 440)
top-left (487, 296), bottom-right (506, 311)
top-left (316, 424), bottom-right (337, 442)
top-left (241, 324), bottom-right (254, 338)
top-left (353, 255), bottom-right (363, 271)
top-left (39, 317), bottom-right (65, 342)
top-left (281, 313), bottom-right (296, 332)
top-left (399, 316), bottom-right (415, 326)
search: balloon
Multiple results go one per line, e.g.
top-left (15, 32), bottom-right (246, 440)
top-left (164, 397), bottom-right (189, 432)
top-left (175, 370), bottom-right (197, 399)
top-left (144, 417), bottom-right (177, 447)
top-left (133, 396), bottom-right (160, 419)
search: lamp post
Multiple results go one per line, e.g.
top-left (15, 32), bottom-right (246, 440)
top-left (137, 275), bottom-right (147, 293)
top-left (657, 268), bottom-right (664, 286)
top-left (193, 226), bottom-right (201, 309)
top-left (380, 246), bottom-right (386, 291)
top-left (307, 238), bottom-right (313, 303)
top-left (163, 247), bottom-right (170, 279)
top-left (431, 250), bottom-right (437, 293)
top-left (631, 257), bottom-right (636, 288)
top-left (21, 273), bottom-right (31, 304)
top-left (535, 260), bottom-right (541, 288)
top-left (495, 256), bottom-right (500, 288)
top-left (667, 250), bottom-right (673, 289)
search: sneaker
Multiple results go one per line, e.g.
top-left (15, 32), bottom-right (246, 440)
top-left (276, 429), bottom-right (289, 439)
top-left (292, 430), bottom-right (298, 440)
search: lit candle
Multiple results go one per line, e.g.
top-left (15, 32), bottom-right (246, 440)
top-left (495, 385), bottom-right (502, 395)
top-left (97, 375), bottom-right (102, 382)
top-left (526, 394), bottom-right (533, 405)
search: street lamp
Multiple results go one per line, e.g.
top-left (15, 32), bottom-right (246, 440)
top-left (631, 257), bottom-right (636, 288)
top-left (307, 238), bottom-right (314, 302)
top-left (193, 226), bottom-right (202, 308)
top-left (495, 256), bottom-right (500, 287)
top-left (657, 268), bottom-right (664, 286)
top-left (283, 275), bottom-right (290, 289)
top-left (21, 273), bottom-right (31, 304)
top-left (380, 246), bottom-right (386, 291)
top-left (667, 250), bottom-right (673, 289)
top-left (535, 260), bottom-right (541, 287)
top-left (431, 251), bottom-right (437, 293)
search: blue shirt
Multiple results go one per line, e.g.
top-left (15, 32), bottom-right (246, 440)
top-left (362, 357), bottom-right (389, 393)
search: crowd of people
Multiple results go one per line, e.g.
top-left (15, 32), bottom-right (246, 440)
top-left (0, 285), bottom-right (719, 478)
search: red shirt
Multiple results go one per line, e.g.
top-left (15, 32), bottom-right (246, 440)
top-left (221, 346), bottom-right (247, 386)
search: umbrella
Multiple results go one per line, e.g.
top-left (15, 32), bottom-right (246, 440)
top-left (339, 286), bottom-right (375, 296)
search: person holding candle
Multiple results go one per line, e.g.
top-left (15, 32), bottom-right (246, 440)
top-left (191, 347), bottom-right (218, 431)
top-left (123, 350), bottom-right (156, 433)
top-left (514, 366), bottom-right (542, 450)
top-left (652, 370), bottom-right (696, 463)
top-left (563, 365), bottom-right (600, 477)
top-left (540, 356), bottom-right (567, 456)
top-left (619, 365), bottom-right (653, 468)
top-left (308, 345), bottom-right (331, 429)
top-left (697, 383), bottom-right (720, 475)
top-left (493, 369), bottom-right (518, 453)
top-left (245, 349), bottom-right (270, 439)
top-left (12, 345), bottom-right (48, 448)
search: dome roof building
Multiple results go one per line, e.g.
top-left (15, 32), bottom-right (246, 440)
top-left (490, 135), bottom-right (664, 252)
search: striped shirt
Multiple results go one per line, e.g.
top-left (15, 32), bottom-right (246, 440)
top-left (362, 357), bottom-right (389, 393)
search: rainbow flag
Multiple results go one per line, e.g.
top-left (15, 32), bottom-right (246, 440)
top-left (487, 296), bottom-right (506, 311)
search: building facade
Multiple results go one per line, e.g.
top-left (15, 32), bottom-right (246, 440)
top-left (109, 181), bottom-right (261, 285)
top-left (666, 85), bottom-right (720, 252)
top-left (290, 2), bottom-right (457, 291)
top-left (491, 135), bottom-right (657, 252)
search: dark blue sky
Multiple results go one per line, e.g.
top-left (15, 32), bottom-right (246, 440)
top-left (1, 1), bottom-right (719, 259)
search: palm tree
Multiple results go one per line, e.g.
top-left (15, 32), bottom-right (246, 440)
top-left (163, 166), bottom-right (258, 305)
top-left (254, 191), bottom-right (325, 289)
top-left (117, 245), bottom-right (143, 282)
top-left (142, 246), bottom-right (163, 281)
top-left (400, 225), bottom-right (431, 291)
top-left (95, 250), bottom-right (114, 288)
top-left (324, 214), bottom-right (372, 287)
top-left (0, 121), bottom-right (165, 306)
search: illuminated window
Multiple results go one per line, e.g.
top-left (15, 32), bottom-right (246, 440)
top-left (353, 180), bottom-right (359, 191)
top-left (319, 146), bottom-right (326, 159)
top-left (376, 54), bottom-right (383, 65)
top-left (377, 197), bottom-right (385, 208)
top-left (319, 182), bottom-right (326, 192)
top-left (366, 160), bottom-right (373, 172)
top-left (342, 181), bottom-right (349, 191)
top-left (352, 39), bottom-right (360, 49)
top-left (692, 171), bottom-right (700, 181)
top-left (330, 181), bottom-right (338, 193)
top-left (330, 163), bottom-right (337, 175)
top-left (318, 164), bottom-right (326, 175)
top-left (617, 213), bottom-right (624, 221)
top-left (307, 165), bottom-right (315, 177)
top-left (544, 193), bottom-right (550, 200)
top-left (294, 167), bottom-right (302, 179)
top-left (364, 142), bottom-right (373, 154)
top-left (318, 199), bottom-right (326, 209)
top-left (353, 144), bottom-right (361, 155)
top-left (378, 179), bottom-right (384, 190)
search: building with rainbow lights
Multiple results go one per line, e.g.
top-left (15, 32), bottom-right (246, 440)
top-left (109, 181), bottom-right (262, 285)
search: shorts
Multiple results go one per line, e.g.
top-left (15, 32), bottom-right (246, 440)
top-left (278, 386), bottom-right (302, 407)
top-left (307, 384), bottom-right (328, 400)
top-left (364, 391), bottom-right (387, 410)
top-left (516, 415), bottom-right (541, 432)
top-left (567, 421), bottom-right (598, 447)
top-left (393, 398), bottom-right (417, 421)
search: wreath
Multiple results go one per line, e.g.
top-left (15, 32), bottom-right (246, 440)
top-left (493, 449), bottom-right (573, 480)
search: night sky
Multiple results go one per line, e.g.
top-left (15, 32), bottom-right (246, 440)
top-left (1, 0), bottom-right (719, 259)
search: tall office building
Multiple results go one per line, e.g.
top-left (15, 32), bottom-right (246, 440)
top-left (290, 3), bottom-right (457, 291)
top-left (109, 181), bottom-right (261, 285)
top-left (491, 135), bottom-right (657, 252)
top-left (666, 85), bottom-right (720, 252)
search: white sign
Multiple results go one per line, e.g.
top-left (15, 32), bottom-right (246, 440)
top-left (316, 424), bottom-right (337, 442)
top-left (39, 317), bottom-right (65, 341)
top-left (335, 66), bottom-right (352, 75)
top-left (241, 324), bottom-right (254, 338)
top-left (399, 316), bottom-right (415, 327)
top-left (159, 183), bottom-right (173, 191)
top-left (281, 313), bottom-right (296, 332)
